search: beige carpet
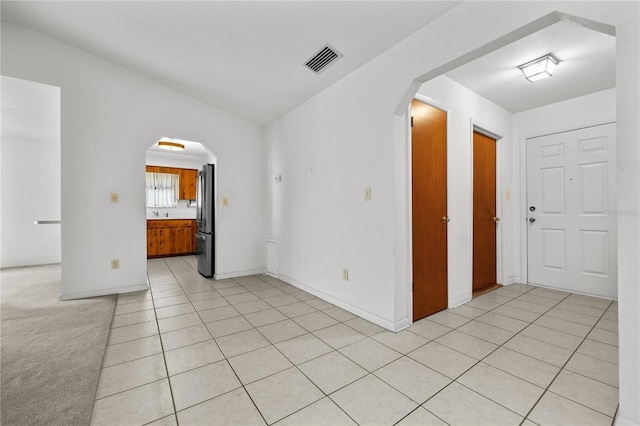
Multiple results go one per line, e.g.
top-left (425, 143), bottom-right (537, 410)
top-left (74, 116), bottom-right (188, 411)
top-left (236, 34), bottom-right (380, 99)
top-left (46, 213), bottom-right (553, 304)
top-left (1, 264), bottom-right (116, 426)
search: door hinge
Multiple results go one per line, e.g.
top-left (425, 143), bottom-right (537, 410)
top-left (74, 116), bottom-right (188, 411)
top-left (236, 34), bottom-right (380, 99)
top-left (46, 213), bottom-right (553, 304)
top-left (410, 116), bottom-right (414, 127)
top-left (412, 282), bottom-right (415, 292)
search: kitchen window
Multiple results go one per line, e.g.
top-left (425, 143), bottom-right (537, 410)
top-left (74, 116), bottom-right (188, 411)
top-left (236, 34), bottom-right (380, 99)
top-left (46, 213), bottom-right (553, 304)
top-left (146, 172), bottom-right (179, 208)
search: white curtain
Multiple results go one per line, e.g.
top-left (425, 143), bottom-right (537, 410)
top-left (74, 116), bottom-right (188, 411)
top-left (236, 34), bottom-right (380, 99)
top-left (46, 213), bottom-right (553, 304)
top-left (146, 172), bottom-right (178, 208)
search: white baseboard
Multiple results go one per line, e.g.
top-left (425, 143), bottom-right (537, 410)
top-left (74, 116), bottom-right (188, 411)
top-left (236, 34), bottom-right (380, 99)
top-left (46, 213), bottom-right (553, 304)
top-left (214, 268), bottom-right (265, 280)
top-left (615, 413), bottom-right (639, 426)
top-left (530, 282), bottom-right (616, 301)
top-left (450, 293), bottom-right (472, 308)
top-left (278, 273), bottom-right (398, 331)
top-left (393, 317), bottom-right (412, 332)
top-left (59, 282), bottom-right (149, 301)
top-left (504, 275), bottom-right (520, 285)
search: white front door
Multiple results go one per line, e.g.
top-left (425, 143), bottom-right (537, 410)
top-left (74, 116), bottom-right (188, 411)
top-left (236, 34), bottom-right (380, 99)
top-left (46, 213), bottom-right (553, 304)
top-left (526, 123), bottom-right (617, 298)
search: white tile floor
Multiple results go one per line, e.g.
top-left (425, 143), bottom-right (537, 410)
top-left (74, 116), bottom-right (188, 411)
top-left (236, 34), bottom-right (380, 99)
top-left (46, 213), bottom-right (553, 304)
top-left (91, 256), bottom-right (619, 425)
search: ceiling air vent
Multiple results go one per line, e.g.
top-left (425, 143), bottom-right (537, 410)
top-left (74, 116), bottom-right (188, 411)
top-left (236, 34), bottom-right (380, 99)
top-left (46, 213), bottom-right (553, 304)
top-left (304, 44), bottom-right (342, 74)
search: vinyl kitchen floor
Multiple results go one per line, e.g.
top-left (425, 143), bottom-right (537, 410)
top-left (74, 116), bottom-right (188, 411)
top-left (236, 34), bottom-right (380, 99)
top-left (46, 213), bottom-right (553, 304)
top-left (91, 256), bottom-right (619, 425)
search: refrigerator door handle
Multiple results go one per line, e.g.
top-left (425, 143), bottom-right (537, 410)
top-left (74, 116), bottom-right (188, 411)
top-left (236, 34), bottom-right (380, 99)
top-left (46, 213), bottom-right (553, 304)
top-left (196, 171), bottom-right (203, 228)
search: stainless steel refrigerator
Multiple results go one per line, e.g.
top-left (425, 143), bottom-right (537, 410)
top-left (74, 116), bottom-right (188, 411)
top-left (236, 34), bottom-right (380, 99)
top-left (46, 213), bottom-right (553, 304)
top-left (196, 164), bottom-right (215, 277)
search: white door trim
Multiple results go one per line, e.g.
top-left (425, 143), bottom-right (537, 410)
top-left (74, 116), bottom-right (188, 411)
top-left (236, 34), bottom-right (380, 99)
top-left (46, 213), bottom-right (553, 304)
top-left (471, 121), bottom-right (506, 288)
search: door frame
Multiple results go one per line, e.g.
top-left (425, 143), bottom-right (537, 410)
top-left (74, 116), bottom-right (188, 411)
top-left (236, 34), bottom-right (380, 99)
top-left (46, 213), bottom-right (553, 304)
top-left (519, 121), bottom-right (617, 287)
top-left (471, 122), bottom-right (505, 289)
top-left (406, 94), bottom-right (452, 324)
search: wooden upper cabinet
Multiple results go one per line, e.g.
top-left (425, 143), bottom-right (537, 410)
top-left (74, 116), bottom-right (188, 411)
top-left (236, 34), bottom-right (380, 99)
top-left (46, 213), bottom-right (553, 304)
top-left (146, 165), bottom-right (198, 200)
top-left (146, 165), bottom-right (179, 174)
top-left (179, 169), bottom-right (197, 200)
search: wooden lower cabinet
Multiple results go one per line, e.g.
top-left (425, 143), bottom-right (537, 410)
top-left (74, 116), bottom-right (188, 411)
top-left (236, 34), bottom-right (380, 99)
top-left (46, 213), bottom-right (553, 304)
top-left (147, 219), bottom-right (197, 258)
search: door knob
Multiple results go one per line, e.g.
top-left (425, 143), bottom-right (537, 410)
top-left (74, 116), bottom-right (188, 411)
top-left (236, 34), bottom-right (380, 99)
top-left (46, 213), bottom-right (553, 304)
top-left (492, 217), bottom-right (501, 222)
top-left (442, 216), bottom-right (450, 223)
top-left (529, 217), bottom-right (536, 223)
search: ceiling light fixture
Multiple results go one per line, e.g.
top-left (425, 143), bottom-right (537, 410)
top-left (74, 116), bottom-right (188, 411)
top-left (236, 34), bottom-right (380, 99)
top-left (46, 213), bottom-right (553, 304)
top-left (518, 54), bottom-right (559, 83)
top-left (158, 141), bottom-right (185, 151)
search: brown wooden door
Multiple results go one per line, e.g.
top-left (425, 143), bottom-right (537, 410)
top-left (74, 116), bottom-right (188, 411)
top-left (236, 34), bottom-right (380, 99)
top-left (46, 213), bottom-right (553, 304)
top-left (411, 99), bottom-right (448, 321)
top-left (473, 131), bottom-right (498, 292)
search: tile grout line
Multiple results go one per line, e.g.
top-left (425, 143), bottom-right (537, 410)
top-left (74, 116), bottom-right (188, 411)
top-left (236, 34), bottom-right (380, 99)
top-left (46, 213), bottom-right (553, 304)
top-left (241, 300), bottom-right (362, 425)
top-left (232, 267), bottom-right (382, 425)
top-left (164, 256), bottom-right (271, 426)
top-left (286, 287), bottom-right (545, 424)
top-left (136, 263), bottom-right (619, 425)
top-left (147, 264), bottom-right (180, 425)
top-left (385, 285), bottom-right (560, 424)
top-left (195, 263), bottom-right (360, 425)
top-left (518, 298), bottom-right (617, 424)
top-left (460, 288), bottom-right (583, 425)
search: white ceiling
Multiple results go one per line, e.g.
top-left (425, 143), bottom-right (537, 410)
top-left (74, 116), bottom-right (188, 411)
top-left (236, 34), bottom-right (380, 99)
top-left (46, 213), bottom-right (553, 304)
top-left (444, 21), bottom-right (616, 113)
top-left (2, 2), bottom-right (616, 123)
top-left (1, 1), bottom-right (460, 125)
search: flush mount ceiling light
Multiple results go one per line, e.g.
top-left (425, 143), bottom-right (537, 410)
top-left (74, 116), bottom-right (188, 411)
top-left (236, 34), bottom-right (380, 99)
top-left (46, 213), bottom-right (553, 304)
top-left (158, 141), bottom-right (185, 151)
top-left (518, 54), bottom-right (559, 83)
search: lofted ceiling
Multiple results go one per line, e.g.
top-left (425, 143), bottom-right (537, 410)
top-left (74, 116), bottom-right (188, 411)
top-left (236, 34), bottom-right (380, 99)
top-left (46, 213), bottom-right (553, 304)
top-left (1, 2), bottom-right (616, 123)
top-left (1, 1), bottom-right (460, 125)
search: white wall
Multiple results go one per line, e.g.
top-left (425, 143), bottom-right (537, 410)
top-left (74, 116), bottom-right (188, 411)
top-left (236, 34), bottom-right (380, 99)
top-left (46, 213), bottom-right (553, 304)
top-left (416, 76), bottom-right (513, 309)
top-left (0, 76), bottom-right (61, 268)
top-left (1, 23), bottom-right (266, 298)
top-left (512, 88), bottom-right (617, 286)
top-left (266, 3), bottom-right (638, 423)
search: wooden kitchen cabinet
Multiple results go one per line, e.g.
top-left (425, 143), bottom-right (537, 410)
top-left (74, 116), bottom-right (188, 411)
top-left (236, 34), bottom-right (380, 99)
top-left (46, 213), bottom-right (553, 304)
top-left (146, 165), bottom-right (198, 200)
top-left (179, 168), bottom-right (197, 200)
top-left (147, 219), bottom-right (197, 258)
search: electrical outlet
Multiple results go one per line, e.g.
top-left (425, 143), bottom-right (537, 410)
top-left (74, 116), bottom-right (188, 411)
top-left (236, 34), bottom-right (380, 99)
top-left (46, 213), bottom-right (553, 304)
top-left (342, 268), bottom-right (349, 281)
top-left (364, 187), bottom-right (371, 201)
top-left (111, 259), bottom-right (120, 270)
top-left (110, 192), bottom-right (119, 203)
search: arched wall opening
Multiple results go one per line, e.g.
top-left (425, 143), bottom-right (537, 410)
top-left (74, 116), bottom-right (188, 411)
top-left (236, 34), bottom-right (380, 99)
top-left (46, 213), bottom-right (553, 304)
top-left (144, 138), bottom-right (217, 274)
top-left (391, 11), bottom-right (617, 326)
